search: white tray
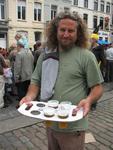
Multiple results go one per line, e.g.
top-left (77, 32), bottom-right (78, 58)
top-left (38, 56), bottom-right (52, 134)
top-left (18, 101), bottom-right (83, 122)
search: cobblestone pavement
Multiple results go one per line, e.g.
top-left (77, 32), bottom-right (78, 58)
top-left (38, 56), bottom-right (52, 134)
top-left (0, 83), bottom-right (113, 150)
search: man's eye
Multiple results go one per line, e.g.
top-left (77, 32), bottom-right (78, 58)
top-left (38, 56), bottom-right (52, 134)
top-left (68, 30), bottom-right (74, 33)
top-left (60, 29), bottom-right (65, 32)
top-left (60, 29), bottom-right (75, 33)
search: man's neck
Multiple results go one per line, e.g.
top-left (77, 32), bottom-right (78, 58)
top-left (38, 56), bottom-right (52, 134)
top-left (58, 45), bottom-right (75, 52)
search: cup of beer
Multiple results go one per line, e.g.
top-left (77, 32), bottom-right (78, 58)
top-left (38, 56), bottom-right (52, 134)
top-left (58, 122), bottom-right (68, 129)
top-left (45, 120), bottom-right (53, 127)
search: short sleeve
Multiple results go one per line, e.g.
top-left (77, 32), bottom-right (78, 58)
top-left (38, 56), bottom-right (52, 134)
top-left (31, 54), bottom-right (44, 86)
top-left (83, 51), bottom-right (104, 88)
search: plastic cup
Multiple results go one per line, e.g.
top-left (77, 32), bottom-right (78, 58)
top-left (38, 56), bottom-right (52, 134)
top-left (59, 101), bottom-right (72, 110)
top-left (43, 107), bottom-right (55, 117)
top-left (48, 100), bottom-right (59, 108)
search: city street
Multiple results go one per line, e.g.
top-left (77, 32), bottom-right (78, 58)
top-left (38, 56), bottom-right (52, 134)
top-left (0, 83), bottom-right (113, 150)
top-left (0, 0), bottom-right (113, 150)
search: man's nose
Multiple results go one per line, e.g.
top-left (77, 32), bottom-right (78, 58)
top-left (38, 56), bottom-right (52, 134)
top-left (63, 30), bottom-right (69, 37)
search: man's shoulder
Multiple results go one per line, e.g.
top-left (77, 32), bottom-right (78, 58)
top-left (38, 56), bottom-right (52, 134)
top-left (78, 48), bottom-right (94, 56)
top-left (77, 49), bottom-right (97, 65)
top-left (73, 46), bottom-right (90, 52)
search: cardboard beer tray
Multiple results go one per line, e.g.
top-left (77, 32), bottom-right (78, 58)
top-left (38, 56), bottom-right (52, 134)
top-left (18, 101), bottom-right (83, 122)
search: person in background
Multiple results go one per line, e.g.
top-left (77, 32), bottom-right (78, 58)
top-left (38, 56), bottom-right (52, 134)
top-left (0, 54), bottom-right (6, 73)
top-left (14, 40), bottom-right (34, 101)
top-left (20, 11), bottom-right (103, 150)
top-left (8, 44), bottom-right (18, 96)
top-left (15, 33), bottom-right (29, 49)
top-left (33, 41), bottom-right (42, 68)
top-left (3, 59), bottom-right (13, 107)
top-left (90, 34), bottom-right (106, 77)
top-left (0, 54), bottom-right (6, 108)
top-left (105, 43), bottom-right (113, 90)
top-left (90, 33), bottom-right (106, 110)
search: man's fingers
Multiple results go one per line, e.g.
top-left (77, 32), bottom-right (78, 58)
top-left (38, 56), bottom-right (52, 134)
top-left (82, 106), bottom-right (90, 117)
top-left (72, 107), bottom-right (80, 116)
top-left (19, 98), bottom-right (30, 106)
top-left (25, 103), bottom-right (33, 110)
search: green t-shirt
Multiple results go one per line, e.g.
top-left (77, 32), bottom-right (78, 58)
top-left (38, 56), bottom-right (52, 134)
top-left (31, 47), bottom-right (103, 132)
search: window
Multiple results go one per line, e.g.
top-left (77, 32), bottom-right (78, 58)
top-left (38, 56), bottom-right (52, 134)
top-left (93, 16), bottom-right (97, 28)
top-left (17, 0), bottom-right (26, 20)
top-left (0, 0), bottom-right (5, 20)
top-left (64, 7), bottom-right (70, 12)
top-left (100, 0), bottom-right (104, 12)
top-left (51, 5), bottom-right (57, 20)
top-left (83, 13), bottom-right (88, 24)
top-left (34, 31), bottom-right (41, 41)
top-left (106, 2), bottom-right (110, 13)
top-left (34, 2), bottom-right (42, 21)
top-left (100, 17), bottom-right (104, 29)
top-left (84, 0), bottom-right (88, 8)
top-left (73, 0), bottom-right (78, 5)
top-left (94, 0), bottom-right (98, 11)
top-left (0, 33), bottom-right (5, 38)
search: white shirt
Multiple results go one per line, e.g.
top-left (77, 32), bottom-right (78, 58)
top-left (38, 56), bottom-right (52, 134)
top-left (105, 47), bottom-right (113, 60)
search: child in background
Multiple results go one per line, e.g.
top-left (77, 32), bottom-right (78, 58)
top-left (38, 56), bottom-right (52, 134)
top-left (3, 59), bottom-right (13, 107)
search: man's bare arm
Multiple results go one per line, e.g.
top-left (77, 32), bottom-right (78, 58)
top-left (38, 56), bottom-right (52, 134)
top-left (86, 84), bottom-right (103, 104)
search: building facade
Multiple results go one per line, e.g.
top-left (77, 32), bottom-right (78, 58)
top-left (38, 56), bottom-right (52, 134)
top-left (0, 0), bottom-right (8, 48)
top-left (0, 0), bottom-right (45, 49)
top-left (0, 0), bottom-right (72, 49)
top-left (43, 0), bottom-right (72, 41)
top-left (0, 0), bottom-right (113, 49)
top-left (43, 0), bottom-right (71, 22)
top-left (7, 0), bottom-right (45, 49)
top-left (71, 0), bottom-right (112, 41)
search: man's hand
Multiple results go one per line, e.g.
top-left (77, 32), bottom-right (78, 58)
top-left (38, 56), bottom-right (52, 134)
top-left (19, 96), bottom-right (33, 106)
top-left (74, 84), bottom-right (103, 117)
top-left (77, 99), bottom-right (91, 117)
top-left (72, 99), bottom-right (91, 117)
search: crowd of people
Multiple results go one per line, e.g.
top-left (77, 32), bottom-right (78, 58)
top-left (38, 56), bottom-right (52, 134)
top-left (90, 33), bottom-right (113, 90)
top-left (0, 10), bottom-right (113, 150)
top-left (0, 33), bottom-right (43, 108)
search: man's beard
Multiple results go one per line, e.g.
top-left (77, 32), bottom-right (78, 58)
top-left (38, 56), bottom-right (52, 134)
top-left (60, 43), bottom-right (75, 51)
